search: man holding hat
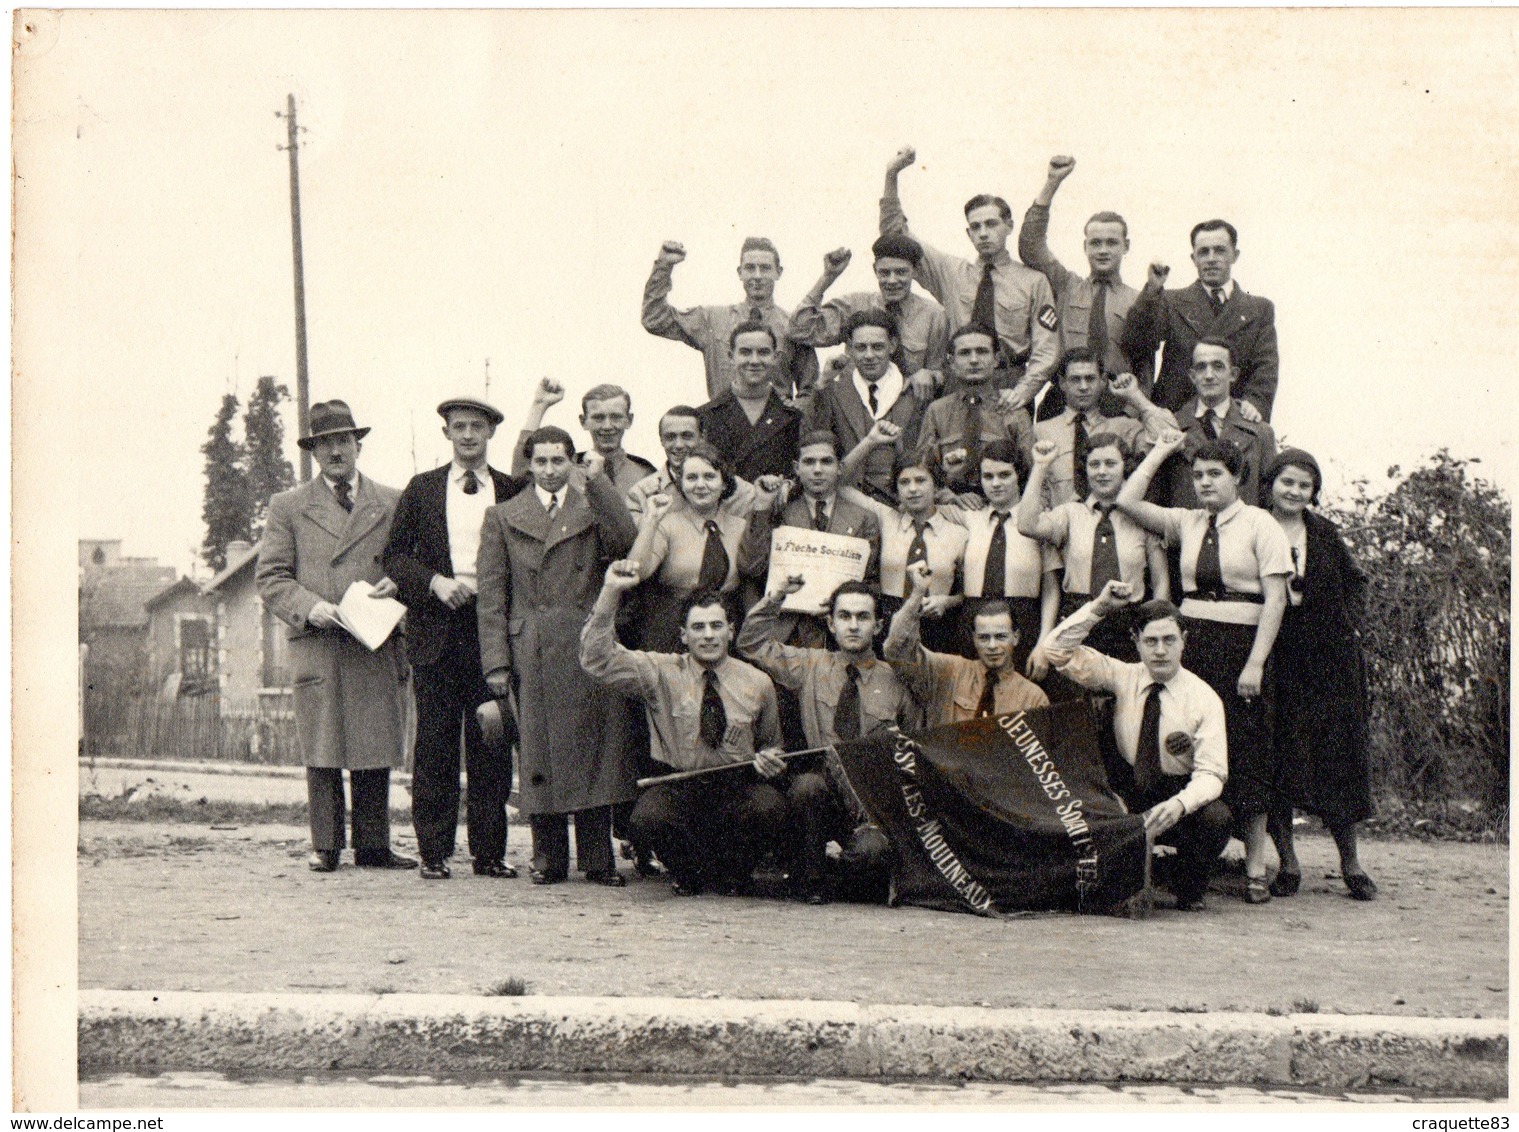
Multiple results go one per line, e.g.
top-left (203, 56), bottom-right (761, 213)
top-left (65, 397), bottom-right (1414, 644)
top-left (256, 400), bottom-right (417, 873)
top-left (788, 235), bottom-right (950, 401)
top-left (383, 396), bottom-right (527, 880)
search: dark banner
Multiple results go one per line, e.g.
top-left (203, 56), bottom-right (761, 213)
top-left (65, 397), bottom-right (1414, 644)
top-left (833, 698), bottom-right (1149, 916)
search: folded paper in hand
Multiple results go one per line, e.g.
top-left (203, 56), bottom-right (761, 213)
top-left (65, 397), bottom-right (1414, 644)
top-left (335, 581), bottom-right (405, 650)
top-left (766, 527), bottom-right (871, 614)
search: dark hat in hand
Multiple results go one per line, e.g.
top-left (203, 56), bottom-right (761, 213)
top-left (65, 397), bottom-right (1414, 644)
top-left (298, 400), bottom-right (371, 450)
top-left (437, 397), bottom-right (505, 426)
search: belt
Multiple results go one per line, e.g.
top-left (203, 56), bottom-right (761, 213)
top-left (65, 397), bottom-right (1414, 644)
top-left (1184, 590), bottom-right (1265, 604)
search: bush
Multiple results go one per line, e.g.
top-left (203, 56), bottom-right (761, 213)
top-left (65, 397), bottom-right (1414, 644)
top-left (1322, 451), bottom-right (1509, 833)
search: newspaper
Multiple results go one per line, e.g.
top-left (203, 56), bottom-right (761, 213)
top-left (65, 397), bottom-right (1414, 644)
top-left (335, 580), bottom-right (406, 650)
top-left (764, 526), bottom-right (871, 614)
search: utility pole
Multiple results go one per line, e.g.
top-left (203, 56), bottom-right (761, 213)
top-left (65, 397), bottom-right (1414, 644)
top-left (277, 94), bottom-right (312, 481)
top-left (484, 357), bottom-right (492, 400)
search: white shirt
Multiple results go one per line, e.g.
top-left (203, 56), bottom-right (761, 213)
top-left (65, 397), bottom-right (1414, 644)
top-left (446, 463), bottom-right (496, 583)
top-left (962, 507), bottom-right (1056, 599)
top-left (1155, 499), bottom-right (1293, 625)
top-left (852, 364), bottom-right (905, 422)
top-left (1044, 601), bottom-right (1228, 815)
top-left (1207, 280), bottom-right (1236, 305)
top-left (322, 471), bottom-right (360, 500)
top-left (1193, 397), bottom-right (1232, 430)
top-left (535, 484), bottom-right (567, 513)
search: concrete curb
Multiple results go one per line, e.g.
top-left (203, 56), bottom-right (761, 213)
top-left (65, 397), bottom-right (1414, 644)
top-left (79, 991), bottom-right (1507, 1095)
top-left (81, 757), bottom-right (413, 788)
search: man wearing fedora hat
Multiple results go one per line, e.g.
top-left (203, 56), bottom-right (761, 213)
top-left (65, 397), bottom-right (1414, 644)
top-left (257, 400), bottom-right (417, 873)
top-left (383, 396), bottom-right (528, 881)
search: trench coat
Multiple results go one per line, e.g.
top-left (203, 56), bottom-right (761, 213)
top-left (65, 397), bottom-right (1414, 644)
top-left (477, 472), bottom-right (639, 815)
top-left (255, 474), bottom-right (409, 770)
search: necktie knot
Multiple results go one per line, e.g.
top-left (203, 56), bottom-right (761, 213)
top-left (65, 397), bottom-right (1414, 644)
top-left (462, 470), bottom-right (479, 495)
top-left (991, 510), bottom-right (1010, 525)
top-left (705, 519), bottom-right (720, 536)
top-left (813, 501), bottom-right (829, 531)
top-left (333, 478), bottom-right (353, 512)
top-left (749, 306), bottom-right (764, 322)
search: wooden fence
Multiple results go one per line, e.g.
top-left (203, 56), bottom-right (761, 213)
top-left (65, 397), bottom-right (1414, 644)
top-left (82, 687), bottom-right (299, 765)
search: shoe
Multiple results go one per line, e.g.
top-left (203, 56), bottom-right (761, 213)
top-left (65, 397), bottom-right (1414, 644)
top-left (1173, 893), bottom-right (1205, 912)
top-left (585, 870), bottom-right (627, 888)
top-left (1243, 879), bottom-right (1272, 904)
top-left (1269, 870), bottom-right (1302, 897)
top-left (308, 850), bottom-right (339, 873)
top-left (633, 849), bottom-right (663, 878)
top-left (669, 878), bottom-right (704, 897)
top-left (529, 868), bottom-right (566, 885)
top-left (420, 861), bottom-right (451, 880)
top-left (1345, 872), bottom-right (1379, 901)
top-left (473, 861), bottom-right (518, 879)
top-left (355, 849), bottom-right (419, 870)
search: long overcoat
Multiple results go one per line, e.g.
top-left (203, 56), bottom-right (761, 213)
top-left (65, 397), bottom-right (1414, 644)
top-left (255, 475), bottom-right (409, 770)
top-left (477, 473), bottom-right (639, 815)
top-left (1271, 509), bottom-right (1374, 826)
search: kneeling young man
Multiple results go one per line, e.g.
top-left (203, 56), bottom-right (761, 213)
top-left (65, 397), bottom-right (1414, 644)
top-left (1041, 580), bottom-right (1231, 910)
top-left (885, 560), bottom-right (1050, 724)
top-left (581, 562), bottom-right (790, 897)
top-left (738, 578), bottom-right (916, 904)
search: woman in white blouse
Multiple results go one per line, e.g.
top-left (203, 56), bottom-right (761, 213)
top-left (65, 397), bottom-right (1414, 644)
top-left (1116, 429), bottom-right (1291, 904)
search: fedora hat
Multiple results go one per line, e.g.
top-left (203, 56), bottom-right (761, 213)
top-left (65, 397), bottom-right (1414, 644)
top-left (436, 396), bottom-right (504, 426)
top-left (298, 400), bottom-right (371, 450)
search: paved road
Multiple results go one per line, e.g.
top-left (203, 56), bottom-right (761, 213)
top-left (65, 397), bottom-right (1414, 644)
top-left (80, 1071), bottom-right (1505, 1108)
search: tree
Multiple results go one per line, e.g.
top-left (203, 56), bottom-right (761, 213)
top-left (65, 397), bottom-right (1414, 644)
top-left (201, 393), bottom-right (251, 572)
top-left (1324, 450), bottom-right (1510, 819)
top-left (243, 376), bottom-right (295, 539)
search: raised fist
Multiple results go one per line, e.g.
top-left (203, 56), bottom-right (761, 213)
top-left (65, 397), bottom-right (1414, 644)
top-left (887, 145), bottom-right (917, 174)
top-left (1097, 579), bottom-right (1134, 608)
top-left (867, 418), bottom-right (903, 446)
top-left (533, 377), bottom-right (565, 409)
top-left (823, 247), bottom-right (852, 275)
top-left (1047, 155), bottom-right (1076, 181)
top-left (580, 450), bottom-right (606, 481)
top-left (907, 559), bottom-right (933, 593)
top-left (644, 492), bottom-right (674, 521)
top-left (1031, 438), bottom-right (1058, 466)
top-left (657, 240), bottom-right (687, 266)
top-left (1155, 427), bottom-right (1186, 452)
top-left (604, 559), bottom-right (642, 591)
top-left (1107, 371), bottom-right (1138, 401)
top-left (1146, 261), bottom-right (1170, 289)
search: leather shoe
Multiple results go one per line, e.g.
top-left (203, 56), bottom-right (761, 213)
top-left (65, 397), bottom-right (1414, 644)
top-left (585, 870), bottom-right (626, 888)
top-left (420, 861), bottom-right (451, 880)
top-left (529, 868), bottom-right (566, 885)
top-left (669, 878), bottom-right (703, 897)
top-left (1269, 870), bottom-right (1302, 897)
top-left (308, 850), bottom-right (339, 873)
top-left (473, 861), bottom-right (518, 879)
top-left (355, 849), bottom-right (419, 870)
top-left (1345, 872), bottom-right (1379, 901)
top-left (1243, 879), bottom-right (1272, 904)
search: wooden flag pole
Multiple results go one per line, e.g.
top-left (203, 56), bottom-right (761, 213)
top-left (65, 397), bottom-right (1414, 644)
top-left (636, 746), bottom-right (834, 789)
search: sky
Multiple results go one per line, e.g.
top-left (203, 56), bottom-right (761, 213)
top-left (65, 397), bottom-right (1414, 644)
top-left (15, 7), bottom-right (1519, 577)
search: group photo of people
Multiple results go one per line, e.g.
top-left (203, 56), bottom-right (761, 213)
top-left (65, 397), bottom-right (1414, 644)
top-left (255, 147), bottom-right (1379, 915)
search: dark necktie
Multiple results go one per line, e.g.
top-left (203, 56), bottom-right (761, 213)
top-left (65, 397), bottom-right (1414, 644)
top-left (972, 261), bottom-right (997, 337)
top-left (906, 518), bottom-right (929, 568)
top-left (813, 500), bottom-right (829, 532)
top-left (1135, 683), bottom-right (1164, 801)
top-left (1200, 409), bottom-right (1219, 440)
top-left (833, 663), bottom-right (862, 741)
top-left (1072, 414), bottom-right (1092, 501)
top-left (982, 511), bottom-right (1009, 598)
top-left (866, 382), bottom-right (881, 416)
top-left (700, 668), bottom-right (727, 750)
top-left (976, 667), bottom-right (1001, 718)
top-left (1090, 503), bottom-right (1122, 595)
top-left (1194, 512), bottom-right (1224, 596)
top-left (1089, 278), bottom-right (1110, 368)
top-left (462, 470), bottom-right (480, 495)
top-left (1208, 287), bottom-right (1225, 314)
top-left (697, 518), bottom-right (730, 591)
top-left (544, 494), bottom-right (559, 523)
top-left (333, 478), bottom-right (353, 512)
top-left (963, 393), bottom-right (984, 480)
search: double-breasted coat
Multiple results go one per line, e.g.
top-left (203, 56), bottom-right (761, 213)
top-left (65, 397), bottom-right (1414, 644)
top-left (255, 475), bottom-right (409, 770)
top-left (477, 472), bottom-right (639, 816)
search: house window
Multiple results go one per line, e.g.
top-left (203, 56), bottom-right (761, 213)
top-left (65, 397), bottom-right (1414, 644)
top-left (179, 617), bottom-right (213, 682)
top-left (261, 606), bottom-right (292, 689)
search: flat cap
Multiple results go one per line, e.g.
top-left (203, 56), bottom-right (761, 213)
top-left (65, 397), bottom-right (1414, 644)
top-left (436, 397), bottom-right (504, 426)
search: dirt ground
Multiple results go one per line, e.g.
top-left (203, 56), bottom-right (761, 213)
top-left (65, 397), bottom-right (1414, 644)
top-left (78, 819), bottom-right (1506, 1018)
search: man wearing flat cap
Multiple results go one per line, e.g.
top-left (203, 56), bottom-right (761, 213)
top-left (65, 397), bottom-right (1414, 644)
top-left (256, 400), bottom-right (417, 873)
top-left (383, 397), bottom-right (529, 880)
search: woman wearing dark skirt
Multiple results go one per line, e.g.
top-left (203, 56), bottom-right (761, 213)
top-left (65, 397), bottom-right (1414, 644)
top-left (1261, 448), bottom-right (1377, 901)
top-left (1118, 429), bottom-right (1291, 904)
